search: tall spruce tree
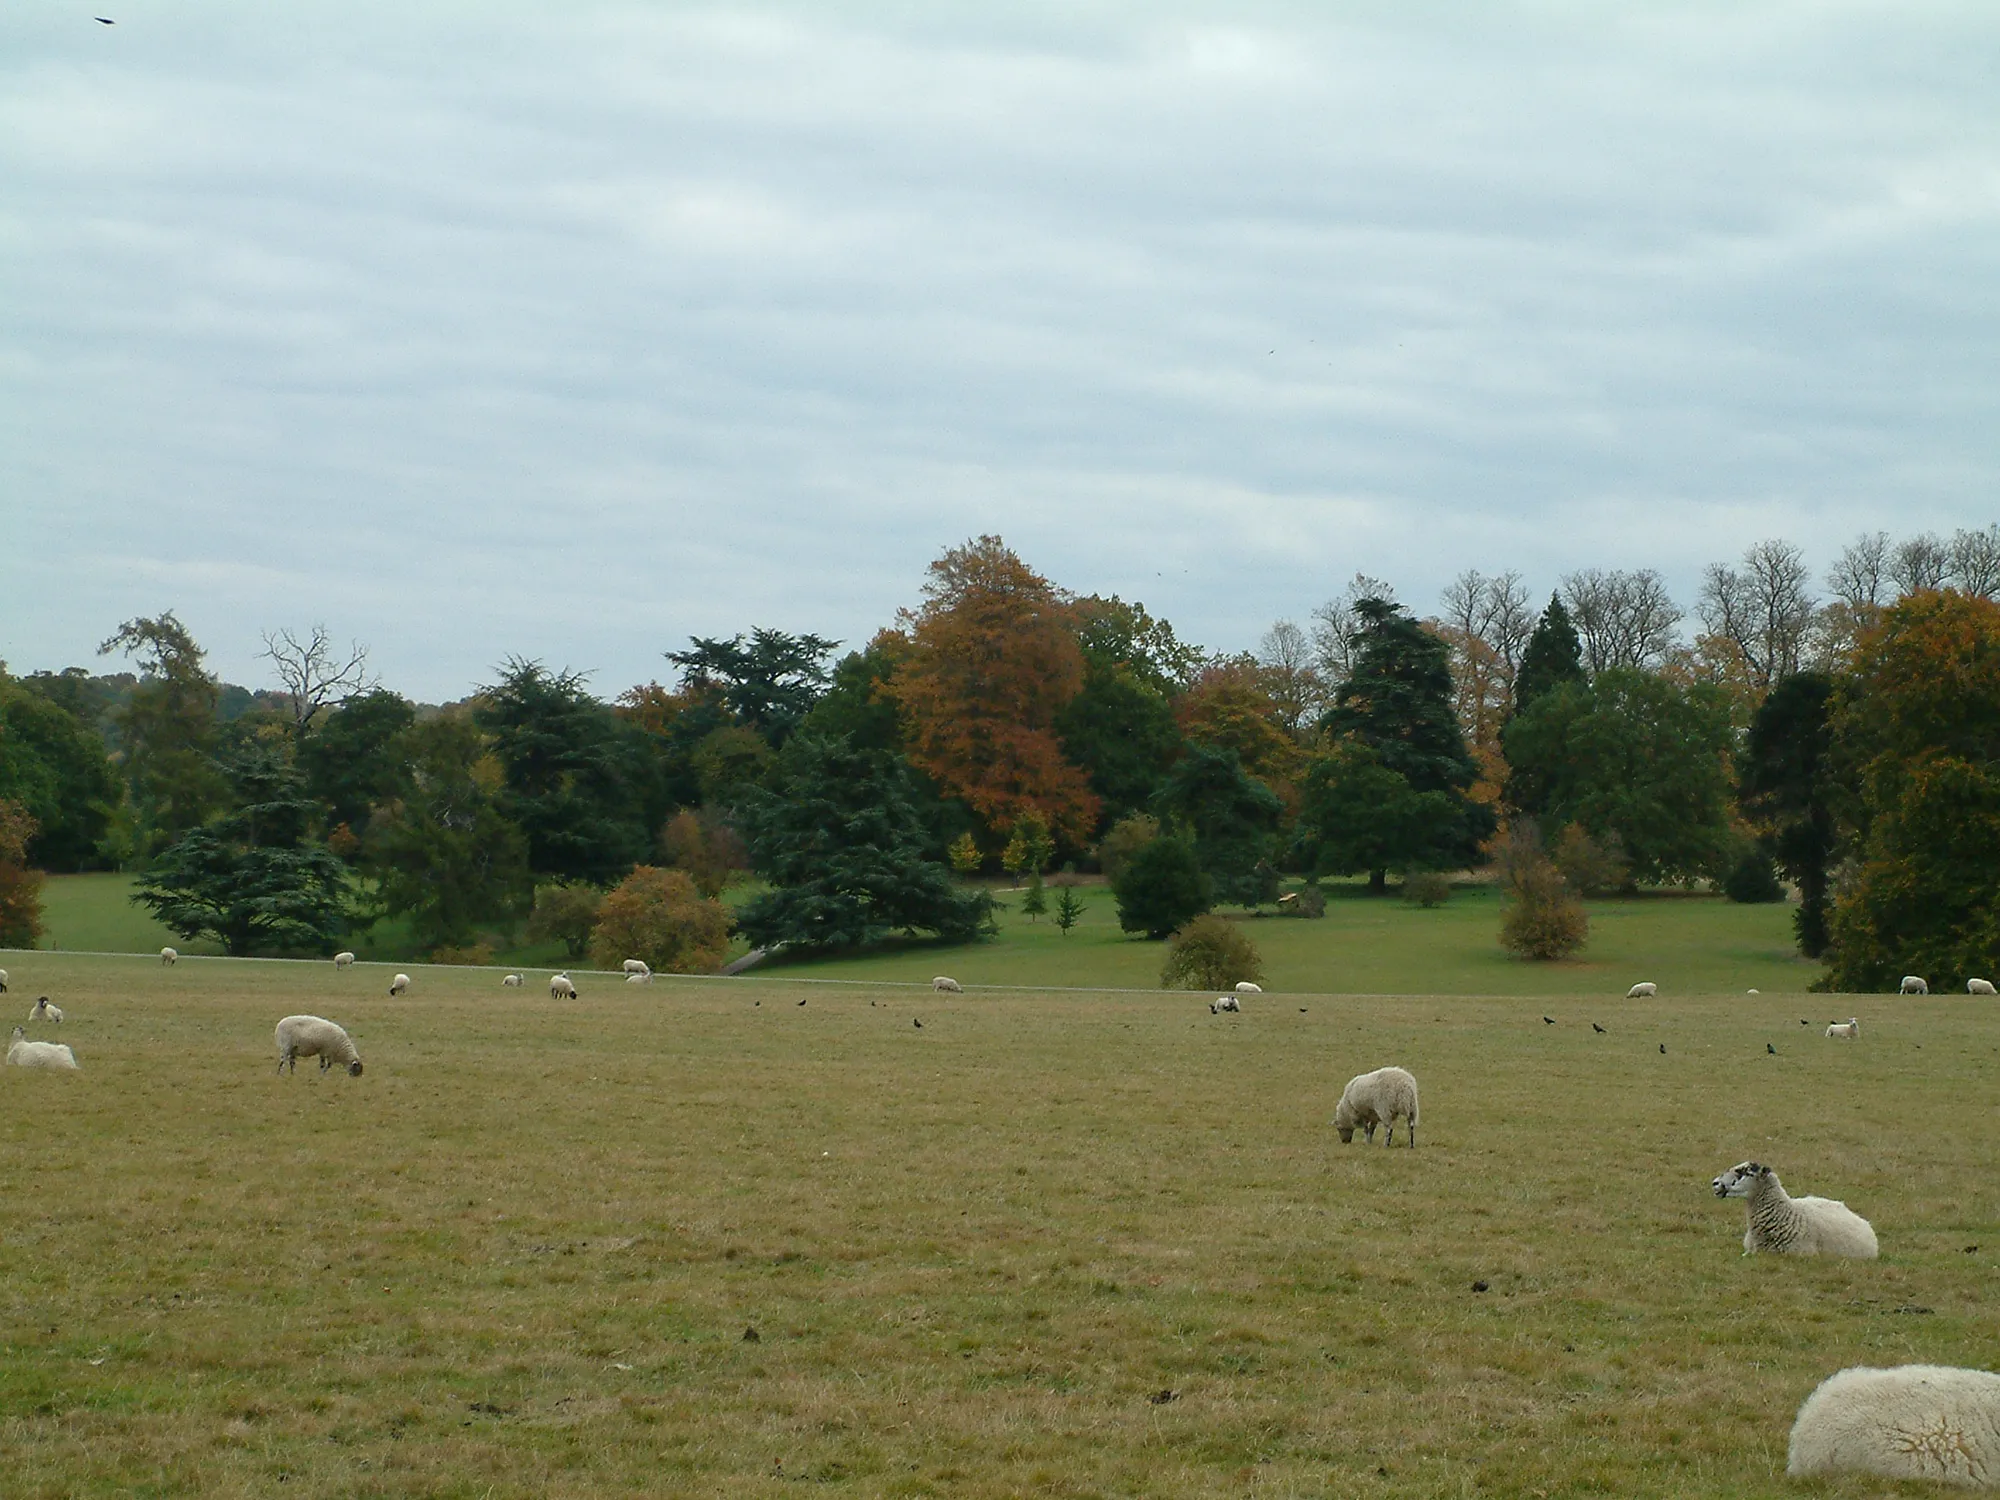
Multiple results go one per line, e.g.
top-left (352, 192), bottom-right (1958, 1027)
top-left (1513, 594), bottom-right (1587, 712)
top-left (1740, 672), bottom-right (1837, 956)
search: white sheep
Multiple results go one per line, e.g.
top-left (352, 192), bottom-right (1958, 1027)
top-left (1710, 1161), bottom-right (1877, 1257)
top-left (1900, 974), bottom-right (1929, 995)
top-left (1234, 981), bottom-right (1262, 994)
top-left (0, 967), bottom-right (9, 992)
top-left (550, 973), bottom-right (577, 1000)
top-left (932, 976), bottom-right (963, 993)
top-left (333, 951), bottom-right (355, 969)
top-left (622, 958), bottom-right (651, 976)
top-left (27, 997), bottom-right (62, 1024)
top-left (626, 970), bottom-right (652, 984)
top-left (1333, 1066), bottom-right (1420, 1147)
top-left (1787, 1364), bottom-right (2000, 1486)
top-left (274, 1015), bottom-right (363, 1076)
top-left (1825, 1017), bottom-right (1860, 1039)
top-left (1968, 978), bottom-right (1996, 995)
top-left (1210, 995), bottom-right (1241, 1014)
top-left (388, 973), bottom-right (411, 997)
top-left (160, 946), bottom-right (177, 965)
top-left (1626, 981), bottom-right (1657, 999)
top-left (502, 973), bottom-right (523, 987)
top-left (8, 1026), bottom-right (78, 1070)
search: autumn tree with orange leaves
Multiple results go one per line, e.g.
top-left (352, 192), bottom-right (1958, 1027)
top-left (885, 537), bottom-right (1100, 845)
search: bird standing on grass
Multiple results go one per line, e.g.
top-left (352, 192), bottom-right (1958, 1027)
top-left (1592, 1022), bottom-right (1605, 1034)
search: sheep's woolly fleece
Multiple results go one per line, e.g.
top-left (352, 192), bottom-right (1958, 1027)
top-left (1333, 1066), bottom-right (1419, 1147)
top-left (1788, 1365), bottom-right (2000, 1487)
top-left (1710, 1161), bottom-right (1877, 1258)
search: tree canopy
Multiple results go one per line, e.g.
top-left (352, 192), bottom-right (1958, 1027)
top-left (1739, 672), bottom-right (1837, 955)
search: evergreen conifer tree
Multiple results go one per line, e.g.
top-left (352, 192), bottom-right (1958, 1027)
top-left (1513, 594), bottom-right (1586, 713)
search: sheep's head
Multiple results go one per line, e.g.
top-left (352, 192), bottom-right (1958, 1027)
top-left (347, 1060), bottom-right (364, 1077)
top-left (1333, 1096), bottom-right (1356, 1143)
top-left (1712, 1161), bottom-right (1768, 1198)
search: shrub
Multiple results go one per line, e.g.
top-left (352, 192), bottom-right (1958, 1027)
top-left (1279, 883), bottom-right (1327, 918)
top-left (1402, 871), bottom-right (1452, 908)
top-left (1160, 913), bottom-right (1265, 991)
top-left (1721, 847), bottom-right (1786, 904)
top-left (1551, 822), bottom-right (1630, 896)
top-left (947, 831), bottom-right (983, 875)
top-left (1112, 834), bottom-right (1212, 939)
top-left (1096, 813), bottom-right (1160, 886)
top-left (1499, 829), bottom-right (1588, 961)
top-left (429, 941), bottom-right (495, 966)
top-left (0, 800), bottom-right (45, 949)
top-left (589, 866), bottom-right (731, 975)
top-left (526, 880), bottom-right (602, 960)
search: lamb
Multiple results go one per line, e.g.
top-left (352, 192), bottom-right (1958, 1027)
top-left (274, 1015), bottom-right (363, 1076)
top-left (1787, 1364), bottom-right (2000, 1486)
top-left (333, 951), bottom-right (355, 969)
top-left (1710, 1161), bottom-right (1877, 1257)
top-left (1900, 974), bottom-right (1929, 994)
top-left (1627, 981), bottom-right (1658, 999)
top-left (550, 973), bottom-right (577, 1000)
top-left (932, 976), bottom-right (963, 993)
top-left (1210, 995), bottom-right (1241, 1014)
top-left (1825, 1017), bottom-right (1860, 1039)
top-left (622, 958), bottom-right (651, 976)
top-left (388, 973), bottom-right (411, 996)
top-left (1969, 978), bottom-right (1996, 995)
top-left (1333, 1065), bottom-right (1419, 1147)
top-left (8, 1026), bottom-right (78, 1070)
top-left (502, 973), bottom-right (523, 987)
top-left (160, 946), bottom-right (177, 965)
top-left (28, 997), bottom-right (62, 1024)
top-left (1234, 981), bottom-right (1262, 994)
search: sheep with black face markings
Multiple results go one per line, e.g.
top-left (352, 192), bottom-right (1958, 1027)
top-left (27, 997), bottom-right (61, 1024)
top-left (1710, 1161), bottom-right (1876, 1257)
top-left (274, 1015), bottom-right (363, 1077)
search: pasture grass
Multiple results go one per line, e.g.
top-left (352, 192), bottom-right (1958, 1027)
top-left (0, 951), bottom-right (1991, 1497)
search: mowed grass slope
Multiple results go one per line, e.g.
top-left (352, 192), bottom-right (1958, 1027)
top-left (1, 954), bottom-right (1992, 1498)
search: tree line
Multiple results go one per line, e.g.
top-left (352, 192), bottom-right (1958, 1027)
top-left (0, 525), bottom-right (1996, 989)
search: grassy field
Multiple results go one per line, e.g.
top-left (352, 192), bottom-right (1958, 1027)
top-left (0, 951), bottom-right (1992, 1497)
top-left (38, 873), bottom-right (1822, 996)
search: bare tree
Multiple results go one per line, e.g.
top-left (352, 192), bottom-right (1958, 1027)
top-left (1309, 574), bottom-right (1397, 688)
top-left (1889, 533), bottom-right (1950, 596)
top-left (1439, 569), bottom-right (1534, 679)
top-left (1256, 618), bottom-right (1329, 737)
top-left (1560, 568), bottom-right (1683, 674)
top-left (262, 625), bottom-right (377, 742)
top-left (1949, 524), bottom-right (2000, 600)
top-left (1825, 531), bottom-right (1890, 612)
top-left (1697, 540), bottom-right (1816, 691)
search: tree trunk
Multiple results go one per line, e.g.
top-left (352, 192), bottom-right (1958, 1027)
top-left (1369, 867), bottom-right (1387, 895)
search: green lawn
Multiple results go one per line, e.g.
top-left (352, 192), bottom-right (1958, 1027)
top-left (0, 951), bottom-right (1989, 1497)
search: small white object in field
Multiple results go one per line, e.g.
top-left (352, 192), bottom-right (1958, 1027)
top-left (333, 951), bottom-right (355, 968)
top-left (275, 1015), bottom-right (363, 1077)
top-left (1899, 975), bottom-right (1928, 995)
top-left (160, 947), bottom-right (177, 965)
top-left (1968, 977), bottom-right (1996, 995)
top-left (1234, 981), bottom-right (1262, 993)
top-left (502, 973), bottom-right (523, 987)
top-left (932, 976), bottom-right (963, 993)
top-left (28, 997), bottom-right (62, 1024)
top-left (1825, 1018), bottom-right (1859, 1039)
top-left (388, 973), bottom-right (410, 996)
top-left (1626, 981), bottom-right (1657, 999)
top-left (550, 973), bottom-right (577, 1000)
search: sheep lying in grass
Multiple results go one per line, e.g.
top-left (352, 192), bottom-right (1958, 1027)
top-left (1825, 1018), bottom-right (1859, 1039)
top-left (333, 951), bottom-right (355, 969)
top-left (1969, 978), bottom-right (1996, 995)
top-left (28, 997), bottom-right (61, 1024)
top-left (1900, 974), bottom-right (1929, 995)
top-left (1333, 1066), bottom-right (1419, 1147)
top-left (622, 959), bottom-right (651, 977)
top-left (1235, 981), bottom-right (1262, 994)
top-left (1710, 1161), bottom-right (1877, 1257)
top-left (1627, 981), bottom-right (1657, 999)
top-left (1787, 1365), bottom-right (2000, 1486)
top-left (388, 973), bottom-right (410, 997)
top-left (932, 976), bottom-right (963, 993)
top-left (8, 1026), bottom-right (78, 1070)
top-left (1210, 995), bottom-right (1240, 1014)
top-left (161, 947), bottom-right (177, 965)
top-left (550, 973), bottom-right (577, 1000)
top-left (274, 1015), bottom-right (363, 1076)
top-left (502, 973), bottom-right (523, 987)
top-left (626, 970), bottom-right (652, 984)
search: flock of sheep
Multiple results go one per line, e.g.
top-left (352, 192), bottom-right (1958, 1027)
top-left (5, 950), bottom-right (1996, 1487)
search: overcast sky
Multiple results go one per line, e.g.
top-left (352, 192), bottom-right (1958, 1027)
top-left (4, 2), bottom-right (1997, 700)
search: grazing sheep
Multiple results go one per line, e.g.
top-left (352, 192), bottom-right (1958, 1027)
top-left (1900, 974), bottom-right (1929, 995)
top-left (1787, 1364), bottom-right (2000, 1486)
top-left (8, 1027), bottom-right (78, 1070)
top-left (1969, 978), bottom-right (1996, 995)
top-left (550, 973), bottom-right (577, 1000)
top-left (932, 976), bottom-right (963, 993)
top-left (1333, 1066), bottom-right (1420, 1147)
top-left (502, 973), bottom-right (523, 987)
top-left (1210, 995), bottom-right (1240, 1014)
top-left (27, 997), bottom-right (61, 1024)
top-left (1626, 981), bottom-right (1657, 999)
top-left (333, 951), bottom-right (355, 969)
top-left (274, 1015), bottom-right (363, 1077)
top-left (1826, 1018), bottom-right (1860, 1039)
top-left (1710, 1161), bottom-right (1877, 1258)
top-left (1234, 981), bottom-right (1263, 994)
top-left (0, 968), bottom-right (8, 992)
top-left (160, 946), bottom-right (177, 965)
top-left (388, 973), bottom-right (411, 997)
top-left (622, 959), bottom-right (651, 976)
top-left (626, 970), bottom-right (652, 984)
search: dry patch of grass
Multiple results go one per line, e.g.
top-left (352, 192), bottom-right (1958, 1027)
top-left (0, 952), bottom-right (1991, 1497)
